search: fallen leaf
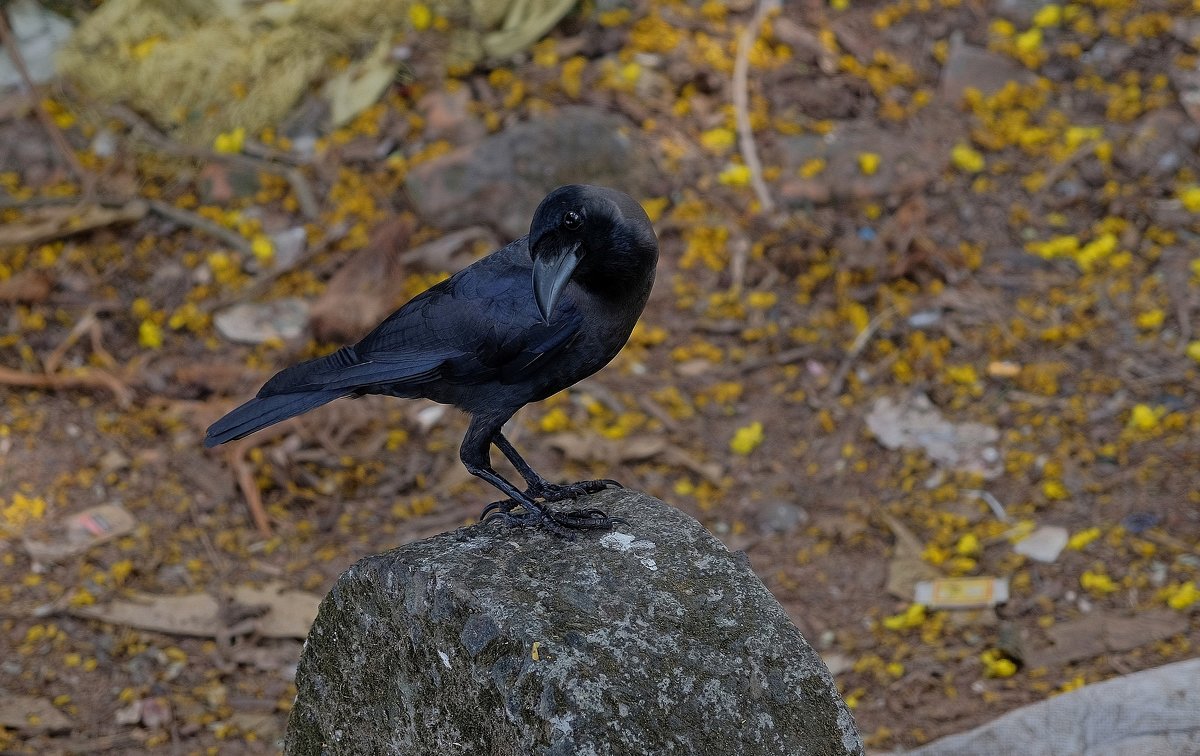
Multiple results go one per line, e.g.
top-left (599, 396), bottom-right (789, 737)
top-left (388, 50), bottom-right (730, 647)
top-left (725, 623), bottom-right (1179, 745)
top-left (482, 0), bottom-right (577, 60)
top-left (546, 432), bottom-right (667, 467)
top-left (231, 583), bottom-right (322, 639)
top-left (1013, 526), bottom-right (1069, 563)
top-left (214, 298), bottom-right (310, 345)
top-left (0, 269), bottom-right (54, 303)
top-left (323, 38), bottom-right (404, 127)
top-left (310, 215), bottom-right (416, 342)
top-left (880, 512), bottom-right (940, 600)
top-left (1027, 610), bottom-right (1190, 667)
top-left (866, 394), bottom-right (1002, 479)
top-left (0, 695), bottom-right (71, 733)
top-left (72, 582), bottom-right (320, 639)
top-left (403, 226), bottom-right (498, 271)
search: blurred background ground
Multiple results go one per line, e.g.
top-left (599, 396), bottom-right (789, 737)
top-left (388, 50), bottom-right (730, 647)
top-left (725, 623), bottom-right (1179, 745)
top-left (1, 0), bottom-right (1198, 752)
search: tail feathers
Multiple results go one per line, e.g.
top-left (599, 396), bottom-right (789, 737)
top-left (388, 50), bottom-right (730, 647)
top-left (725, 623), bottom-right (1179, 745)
top-left (204, 390), bottom-right (343, 447)
top-left (256, 344), bottom-right (447, 395)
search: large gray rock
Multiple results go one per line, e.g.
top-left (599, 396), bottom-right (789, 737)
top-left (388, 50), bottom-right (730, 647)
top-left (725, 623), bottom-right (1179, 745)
top-left (404, 107), bottom-right (662, 239)
top-left (285, 490), bottom-right (863, 755)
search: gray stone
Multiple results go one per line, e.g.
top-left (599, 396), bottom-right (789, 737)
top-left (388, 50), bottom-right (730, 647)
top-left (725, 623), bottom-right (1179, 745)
top-left (939, 35), bottom-right (1034, 105)
top-left (405, 107), bottom-right (662, 239)
top-left (776, 114), bottom-right (958, 205)
top-left (286, 490), bottom-right (863, 756)
top-left (0, 0), bottom-right (73, 90)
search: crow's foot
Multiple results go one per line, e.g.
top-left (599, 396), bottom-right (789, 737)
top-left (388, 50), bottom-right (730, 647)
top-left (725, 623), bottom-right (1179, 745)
top-left (480, 500), bottom-right (624, 539)
top-left (527, 478), bottom-right (623, 502)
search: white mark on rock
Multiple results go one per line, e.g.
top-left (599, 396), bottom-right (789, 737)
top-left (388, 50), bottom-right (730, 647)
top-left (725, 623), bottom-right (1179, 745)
top-left (600, 532), bottom-right (636, 550)
top-left (599, 532), bottom-right (658, 571)
top-left (438, 650), bottom-right (451, 669)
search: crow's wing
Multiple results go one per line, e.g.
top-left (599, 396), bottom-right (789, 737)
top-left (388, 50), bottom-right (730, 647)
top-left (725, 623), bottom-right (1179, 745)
top-left (353, 249), bottom-right (584, 388)
top-left (256, 244), bottom-right (582, 399)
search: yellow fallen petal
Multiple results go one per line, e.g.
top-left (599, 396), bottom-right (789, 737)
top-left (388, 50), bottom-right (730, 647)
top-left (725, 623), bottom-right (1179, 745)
top-left (858, 152), bottom-right (881, 176)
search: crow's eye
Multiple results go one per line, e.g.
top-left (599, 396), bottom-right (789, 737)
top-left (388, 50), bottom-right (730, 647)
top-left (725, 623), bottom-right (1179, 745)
top-left (562, 210), bottom-right (582, 230)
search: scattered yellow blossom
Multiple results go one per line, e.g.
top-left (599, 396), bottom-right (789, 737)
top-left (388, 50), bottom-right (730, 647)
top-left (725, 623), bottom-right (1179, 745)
top-left (408, 3), bottom-right (432, 30)
top-left (858, 152), bottom-right (880, 176)
top-left (111, 559), bottom-right (134, 584)
top-left (1015, 28), bottom-right (1042, 55)
top-left (1128, 403), bottom-right (1162, 431)
top-left (1033, 5), bottom-right (1062, 27)
top-left (1067, 527), bottom-right (1101, 550)
top-left (560, 56), bottom-right (586, 99)
top-left (213, 127), bottom-right (246, 154)
top-left (1059, 676), bottom-right (1086, 693)
top-left (951, 143), bottom-right (985, 173)
top-left (718, 164), bottom-right (752, 187)
top-left (798, 157), bottom-right (826, 178)
top-left (981, 649), bottom-right (1017, 678)
top-left (1042, 479), bottom-right (1069, 500)
top-left (139, 320), bottom-right (163, 349)
top-left (1179, 186), bottom-right (1200, 212)
top-left (1076, 232), bottom-right (1118, 271)
top-left (2, 492), bottom-right (47, 529)
top-left (640, 197), bottom-right (669, 223)
top-left (946, 364), bottom-right (978, 385)
top-left (130, 36), bottom-right (163, 60)
top-left (251, 235), bottom-right (274, 265)
top-left (955, 533), bottom-right (980, 557)
top-left (1165, 581), bottom-right (1199, 611)
top-left (730, 421), bottom-right (764, 455)
top-left (1135, 309), bottom-right (1165, 330)
top-left (1080, 570), bottom-right (1118, 595)
top-left (700, 128), bottom-right (736, 154)
top-left (1186, 341), bottom-right (1200, 363)
top-left (882, 604), bottom-right (926, 630)
top-left (539, 408), bottom-right (570, 433)
top-left (1028, 234), bottom-right (1079, 260)
top-left (747, 291), bottom-right (777, 309)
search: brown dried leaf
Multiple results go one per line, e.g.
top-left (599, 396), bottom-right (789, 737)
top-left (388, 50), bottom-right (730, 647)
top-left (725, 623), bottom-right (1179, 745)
top-left (0, 269), bottom-right (53, 303)
top-left (0, 695), bottom-right (71, 733)
top-left (1027, 610), bottom-right (1190, 667)
top-left (310, 215), bottom-right (416, 342)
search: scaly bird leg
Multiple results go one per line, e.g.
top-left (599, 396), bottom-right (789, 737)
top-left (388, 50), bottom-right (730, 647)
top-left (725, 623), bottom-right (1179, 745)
top-left (460, 418), bottom-right (619, 536)
top-left (492, 432), bottom-right (623, 502)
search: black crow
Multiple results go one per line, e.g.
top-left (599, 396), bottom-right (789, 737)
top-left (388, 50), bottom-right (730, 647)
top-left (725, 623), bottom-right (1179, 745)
top-left (205, 185), bottom-right (659, 534)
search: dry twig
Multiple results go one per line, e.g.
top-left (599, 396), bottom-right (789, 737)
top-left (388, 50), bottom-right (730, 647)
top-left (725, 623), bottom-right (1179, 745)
top-left (146, 199), bottom-right (254, 255)
top-left (227, 444), bottom-right (273, 539)
top-left (732, 0), bottom-right (779, 215)
top-left (824, 307), bottom-right (895, 400)
top-left (0, 365), bottom-right (133, 407)
top-left (0, 7), bottom-right (95, 199)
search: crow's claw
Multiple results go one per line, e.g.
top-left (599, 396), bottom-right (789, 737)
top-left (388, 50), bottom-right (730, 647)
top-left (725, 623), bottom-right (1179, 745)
top-left (529, 478), bottom-right (623, 502)
top-left (479, 499), bottom-right (520, 520)
top-left (482, 502), bottom-right (624, 538)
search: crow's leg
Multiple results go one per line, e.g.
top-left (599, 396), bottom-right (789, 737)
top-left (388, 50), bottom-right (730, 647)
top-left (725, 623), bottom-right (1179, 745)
top-left (492, 432), bottom-right (622, 502)
top-left (461, 416), bottom-right (618, 536)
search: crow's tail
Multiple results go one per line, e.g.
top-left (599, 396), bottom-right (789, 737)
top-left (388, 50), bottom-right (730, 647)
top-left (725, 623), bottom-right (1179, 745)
top-left (203, 389), bottom-right (343, 447)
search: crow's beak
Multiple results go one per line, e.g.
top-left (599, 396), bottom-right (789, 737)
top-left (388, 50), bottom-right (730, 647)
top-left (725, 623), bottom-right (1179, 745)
top-left (532, 240), bottom-right (581, 323)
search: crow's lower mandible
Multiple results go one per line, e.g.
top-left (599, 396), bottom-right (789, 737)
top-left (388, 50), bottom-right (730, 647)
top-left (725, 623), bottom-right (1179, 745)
top-left (205, 185), bottom-right (659, 536)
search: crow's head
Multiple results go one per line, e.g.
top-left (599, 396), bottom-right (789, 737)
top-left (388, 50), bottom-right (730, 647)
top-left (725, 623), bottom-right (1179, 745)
top-left (528, 184), bottom-right (659, 323)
